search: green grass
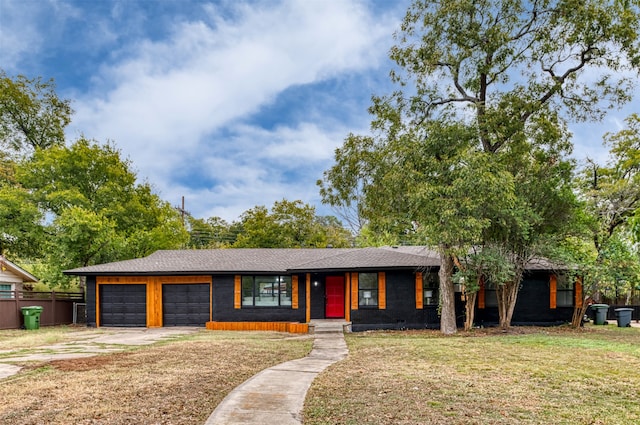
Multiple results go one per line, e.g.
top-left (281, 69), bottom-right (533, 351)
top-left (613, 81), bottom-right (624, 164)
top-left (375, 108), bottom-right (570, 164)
top-left (304, 326), bottom-right (640, 425)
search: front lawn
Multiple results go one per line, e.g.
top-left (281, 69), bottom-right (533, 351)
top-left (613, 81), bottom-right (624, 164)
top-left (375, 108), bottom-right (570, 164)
top-left (0, 330), bottom-right (312, 424)
top-left (304, 325), bottom-right (640, 425)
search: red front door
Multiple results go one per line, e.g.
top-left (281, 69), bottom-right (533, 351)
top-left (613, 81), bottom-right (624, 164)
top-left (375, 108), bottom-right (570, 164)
top-left (325, 276), bottom-right (345, 318)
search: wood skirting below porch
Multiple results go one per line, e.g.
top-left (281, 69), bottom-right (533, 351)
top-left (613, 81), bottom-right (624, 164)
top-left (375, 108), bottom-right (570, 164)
top-left (206, 321), bottom-right (309, 333)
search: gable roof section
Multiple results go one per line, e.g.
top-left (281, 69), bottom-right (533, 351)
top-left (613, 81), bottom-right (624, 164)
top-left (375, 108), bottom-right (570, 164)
top-left (64, 247), bottom-right (440, 276)
top-left (0, 256), bottom-right (39, 282)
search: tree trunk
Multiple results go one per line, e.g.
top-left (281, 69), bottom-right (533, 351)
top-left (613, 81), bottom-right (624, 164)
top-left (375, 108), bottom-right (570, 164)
top-left (464, 291), bottom-right (477, 331)
top-left (571, 296), bottom-right (592, 328)
top-left (496, 281), bottom-right (520, 328)
top-left (439, 250), bottom-right (457, 335)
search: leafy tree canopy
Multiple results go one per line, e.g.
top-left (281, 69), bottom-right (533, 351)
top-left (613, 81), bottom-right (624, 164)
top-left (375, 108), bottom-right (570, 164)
top-left (0, 70), bottom-right (72, 156)
top-left (15, 138), bottom-right (188, 287)
top-left (232, 199), bottom-right (352, 248)
top-left (320, 0), bottom-right (639, 332)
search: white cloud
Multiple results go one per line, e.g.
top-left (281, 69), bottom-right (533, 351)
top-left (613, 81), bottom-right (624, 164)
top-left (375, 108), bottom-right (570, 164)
top-left (0, 0), bottom-right (55, 72)
top-left (63, 0), bottom-right (402, 221)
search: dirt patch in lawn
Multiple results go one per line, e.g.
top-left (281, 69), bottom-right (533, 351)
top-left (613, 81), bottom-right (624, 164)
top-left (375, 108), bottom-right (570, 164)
top-left (0, 331), bottom-right (312, 425)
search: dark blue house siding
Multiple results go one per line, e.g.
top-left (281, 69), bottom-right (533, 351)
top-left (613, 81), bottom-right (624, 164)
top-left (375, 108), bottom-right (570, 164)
top-left (82, 269), bottom-right (573, 329)
top-left (351, 271), bottom-right (439, 331)
top-left (212, 274), bottom-right (307, 323)
top-left (86, 276), bottom-right (97, 327)
top-left (474, 272), bottom-right (573, 326)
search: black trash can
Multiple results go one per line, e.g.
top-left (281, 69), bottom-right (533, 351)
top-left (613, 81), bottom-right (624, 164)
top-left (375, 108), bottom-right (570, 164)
top-left (591, 304), bottom-right (609, 325)
top-left (614, 308), bottom-right (633, 327)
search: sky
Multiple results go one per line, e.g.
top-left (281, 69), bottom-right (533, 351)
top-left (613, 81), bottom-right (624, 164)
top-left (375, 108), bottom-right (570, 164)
top-left (1, 0), bottom-right (637, 223)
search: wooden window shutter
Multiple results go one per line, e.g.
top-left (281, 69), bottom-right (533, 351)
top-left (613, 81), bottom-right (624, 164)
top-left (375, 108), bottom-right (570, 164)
top-left (292, 275), bottom-right (299, 309)
top-left (351, 272), bottom-right (359, 310)
top-left (415, 272), bottom-right (423, 309)
top-left (345, 273), bottom-right (351, 322)
top-left (550, 274), bottom-right (557, 309)
top-left (234, 275), bottom-right (241, 309)
top-left (378, 272), bottom-right (386, 310)
top-left (478, 276), bottom-right (485, 309)
top-left (575, 276), bottom-right (583, 308)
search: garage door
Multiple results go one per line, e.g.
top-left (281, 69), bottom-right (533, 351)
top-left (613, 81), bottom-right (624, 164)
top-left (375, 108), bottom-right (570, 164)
top-left (162, 283), bottom-right (210, 326)
top-left (100, 284), bottom-right (146, 327)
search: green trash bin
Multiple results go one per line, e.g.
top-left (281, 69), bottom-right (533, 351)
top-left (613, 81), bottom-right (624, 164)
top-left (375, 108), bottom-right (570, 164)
top-left (591, 304), bottom-right (609, 325)
top-left (614, 308), bottom-right (633, 327)
top-left (21, 306), bottom-right (43, 330)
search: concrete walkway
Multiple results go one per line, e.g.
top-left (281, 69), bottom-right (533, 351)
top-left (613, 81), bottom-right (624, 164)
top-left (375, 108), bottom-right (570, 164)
top-left (0, 327), bottom-right (199, 380)
top-left (204, 320), bottom-right (349, 425)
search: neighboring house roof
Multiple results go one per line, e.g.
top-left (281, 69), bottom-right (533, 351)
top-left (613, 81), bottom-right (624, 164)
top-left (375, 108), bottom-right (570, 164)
top-left (0, 256), bottom-right (39, 283)
top-left (64, 247), bottom-right (442, 276)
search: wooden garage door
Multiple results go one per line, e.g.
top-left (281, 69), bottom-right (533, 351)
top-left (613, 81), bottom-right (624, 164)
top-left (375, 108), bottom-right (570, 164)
top-left (162, 283), bottom-right (210, 326)
top-left (100, 284), bottom-right (146, 327)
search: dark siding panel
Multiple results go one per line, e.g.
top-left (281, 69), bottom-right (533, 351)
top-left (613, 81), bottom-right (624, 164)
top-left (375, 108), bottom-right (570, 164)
top-left (212, 274), bottom-right (306, 322)
top-left (86, 276), bottom-right (96, 327)
top-left (476, 272), bottom-right (573, 326)
top-left (162, 283), bottom-right (210, 326)
top-left (351, 271), bottom-right (439, 331)
top-left (100, 284), bottom-right (146, 327)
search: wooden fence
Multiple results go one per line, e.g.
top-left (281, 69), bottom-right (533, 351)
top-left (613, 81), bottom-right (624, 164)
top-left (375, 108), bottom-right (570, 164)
top-left (0, 291), bottom-right (85, 330)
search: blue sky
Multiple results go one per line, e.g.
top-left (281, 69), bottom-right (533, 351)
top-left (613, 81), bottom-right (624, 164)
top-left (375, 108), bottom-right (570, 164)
top-left (1, 0), bottom-right (636, 222)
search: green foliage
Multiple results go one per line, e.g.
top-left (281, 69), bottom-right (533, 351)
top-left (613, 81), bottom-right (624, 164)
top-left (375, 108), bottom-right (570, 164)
top-left (0, 70), bottom-right (72, 155)
top-left (13, 138), bottom-right (188, 286)
top-left (595, 234), bottom-right (640, 299)
top-left (0, 183), bottom-right (44, 257)
top-left (354, 225), bottom-right (401, 247)
top-left (186, 216), bottom-right (234, 248)
top-left (572, 113), bottom-right (640, 302)
top-left (232, 199), bottom-right (352, 248)
top-left (453, 246), bottom-right (516, 294)
top-left (18, 138), bottom-right (136, 217)
top-left (320, 0), bottom-right (639, 330)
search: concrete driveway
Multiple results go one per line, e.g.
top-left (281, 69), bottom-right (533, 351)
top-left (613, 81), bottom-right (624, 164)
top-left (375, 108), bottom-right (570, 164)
top-left (0, 327), bottom-right (200, 380)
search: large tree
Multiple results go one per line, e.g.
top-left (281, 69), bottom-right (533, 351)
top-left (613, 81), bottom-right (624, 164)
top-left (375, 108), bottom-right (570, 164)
top-left (566, 114), bottom-right (640, 325)
top-left (0, 71), bottom-right (71, 258)
top-left (0, 70), bottom-right (72, 156)
top-left (16, 138), bottom-right (188, 287)
top-left (321, 0), bottom-right (640, 333)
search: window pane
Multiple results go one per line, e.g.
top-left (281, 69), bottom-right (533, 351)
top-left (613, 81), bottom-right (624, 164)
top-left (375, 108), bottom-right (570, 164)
top-left (358, 273), bottom-right (378, 306)
top-left (255, 276), bottom-right (279, 306)
top-left (557, 274), bottom-right (572, 289)
top-left (359, 289), bottom-right (378, 306)
top-left (241, 276), bottom-right (254, 306)
top-left (424, 273), bottom-right (438, 305)
top-left (557, 291), bottom-right (573, 307)
top-left (0, 284), bottom-right (12, 299)
top-left (359, 273), bottom-right (378, 289)
top-left (280, 276), bottom-right (292, 306)
top-left (424, 288), bottom-right (437, 305)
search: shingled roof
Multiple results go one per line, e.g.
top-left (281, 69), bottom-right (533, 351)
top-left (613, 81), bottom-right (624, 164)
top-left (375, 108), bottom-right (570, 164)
top-left (64, 247), bottom-right (442, 276)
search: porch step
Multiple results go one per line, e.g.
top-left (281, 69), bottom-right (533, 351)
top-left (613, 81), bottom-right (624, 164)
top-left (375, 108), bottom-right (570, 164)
top-left (309, 320), bottom-right (351, 334)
